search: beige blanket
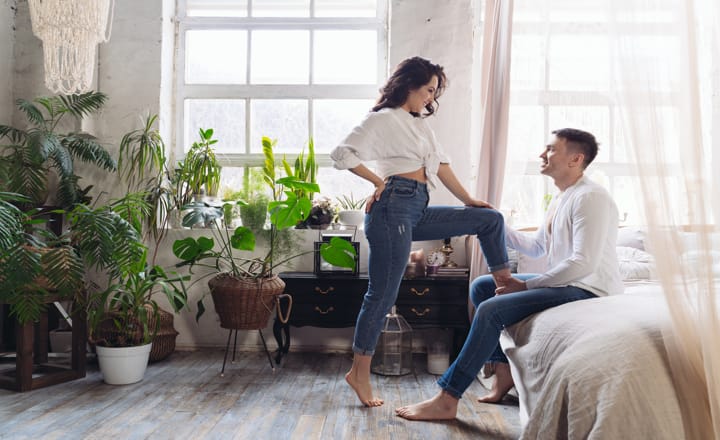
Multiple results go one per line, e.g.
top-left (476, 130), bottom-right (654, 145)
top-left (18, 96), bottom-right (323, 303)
top-left (500, 287), bottom-right (686, 439)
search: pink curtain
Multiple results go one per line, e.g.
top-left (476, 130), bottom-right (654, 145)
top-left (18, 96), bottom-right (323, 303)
top-left (468, 0), bottom-right (514, 280)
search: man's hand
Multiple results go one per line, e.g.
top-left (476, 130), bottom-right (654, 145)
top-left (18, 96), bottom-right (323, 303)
top-left (495, 278), bottom-right (527, 295)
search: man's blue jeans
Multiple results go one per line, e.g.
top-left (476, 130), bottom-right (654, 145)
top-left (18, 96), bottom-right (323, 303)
top-left (353, 176), bottom-right (510, 355)
top-left (437, 274), bottom-right (597, 398)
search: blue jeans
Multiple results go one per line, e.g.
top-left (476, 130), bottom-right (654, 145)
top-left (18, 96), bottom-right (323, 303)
top-left (352, 176), bottom-right (510, 355)
top-left (437, 274), bottom-right (597, 398)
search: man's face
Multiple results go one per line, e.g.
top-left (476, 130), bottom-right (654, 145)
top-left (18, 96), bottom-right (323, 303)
top-left (539, 135), bottom-right (576, 178)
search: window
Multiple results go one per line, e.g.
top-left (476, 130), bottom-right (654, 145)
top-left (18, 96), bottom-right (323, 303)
top-left (175, 0), bottom-right (387, 199)
top-left (499, 0), bottom-right (711, 227)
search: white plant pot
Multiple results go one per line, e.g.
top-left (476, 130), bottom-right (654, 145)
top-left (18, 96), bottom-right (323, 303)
top-left (337, 210), bottom-right (365, 226)
top-left (96, 343), bottom-right (152, 385)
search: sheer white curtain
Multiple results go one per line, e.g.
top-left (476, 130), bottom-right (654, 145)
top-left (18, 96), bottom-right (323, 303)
top-left (611, 0), bottom-right (720, 437)
top-left (468, 0), bottom-right (514, 280)
top-left (498, 0), bottom-right (720, 437)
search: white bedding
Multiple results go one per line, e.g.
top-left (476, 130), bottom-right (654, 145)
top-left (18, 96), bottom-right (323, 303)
top-left (500, 283), bottom-right (686, 439)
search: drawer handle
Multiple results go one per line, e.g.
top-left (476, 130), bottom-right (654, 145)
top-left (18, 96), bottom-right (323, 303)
top-left (410, 287), bottom-right (430, 296)
top-left (314, 306), bottom-right (335, 315)
top-left (314, 286), bottom-right (335, 295)
top-left (411, 307), bottom-right (430, 317)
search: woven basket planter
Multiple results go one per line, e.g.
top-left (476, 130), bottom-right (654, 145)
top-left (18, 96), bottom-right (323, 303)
top-left (149, 308), bottom-right (179, 362)
top-left (208, 274), bottom-right (286, 330)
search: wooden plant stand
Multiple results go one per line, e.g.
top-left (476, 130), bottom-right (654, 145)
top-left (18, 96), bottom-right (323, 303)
top-left (0, 307), bottom-right (87, 392)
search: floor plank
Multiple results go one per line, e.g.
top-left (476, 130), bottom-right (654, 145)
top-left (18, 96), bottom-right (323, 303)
top-left (0, 350), bottom-right (521, 439)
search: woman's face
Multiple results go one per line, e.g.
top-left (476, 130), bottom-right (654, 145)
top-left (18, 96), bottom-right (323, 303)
top-left (402, 75), bottom-right (439, 114)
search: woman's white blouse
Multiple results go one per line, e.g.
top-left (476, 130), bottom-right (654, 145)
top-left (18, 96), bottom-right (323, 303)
top-left (330, 107), bottom-right (450, 190)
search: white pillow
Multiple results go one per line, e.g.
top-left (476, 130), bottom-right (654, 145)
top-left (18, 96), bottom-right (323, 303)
top-left (616, 246), bottom-right (655, 280)
top-left (617, 227), bottom-right (646, 250)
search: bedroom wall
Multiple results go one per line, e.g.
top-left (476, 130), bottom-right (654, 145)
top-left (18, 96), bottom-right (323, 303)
top-left (0, 0), bottom-right (16, 124)
top-left (7, 0), bottom-right (478, 351)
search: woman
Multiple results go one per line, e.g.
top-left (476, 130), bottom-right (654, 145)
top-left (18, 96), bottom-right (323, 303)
top-left (330, 56), bottom-right (521, 407)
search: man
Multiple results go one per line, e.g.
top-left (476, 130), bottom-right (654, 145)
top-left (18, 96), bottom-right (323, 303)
top-left (396, 128), bottom-right (623, 420)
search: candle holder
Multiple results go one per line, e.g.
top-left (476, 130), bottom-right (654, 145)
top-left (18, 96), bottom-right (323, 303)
top-left (440, 238), bottom-right (458, 268)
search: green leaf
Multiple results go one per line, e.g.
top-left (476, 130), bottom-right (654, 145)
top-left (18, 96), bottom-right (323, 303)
top-left (230, 226), bottom-right (255, 251)
top-left (320, 237), bottom-right (357, 269)
top-left (173, 237), bottom-right (212, 261)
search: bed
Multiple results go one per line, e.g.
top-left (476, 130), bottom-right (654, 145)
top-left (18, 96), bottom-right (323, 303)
top-left (500, 282), bottom-right (685, 439)
top-left (497, 227), bottom-right (715, 439)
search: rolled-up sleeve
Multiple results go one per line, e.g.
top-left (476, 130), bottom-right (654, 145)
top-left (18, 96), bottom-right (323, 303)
top-left (330, 113), bottom-right (381, 170)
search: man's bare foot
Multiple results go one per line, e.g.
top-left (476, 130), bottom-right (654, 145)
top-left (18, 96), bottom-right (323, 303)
top-left (345, 369), bottom-right (384, 407)
top-left (395, 391), bottom-right (459, 421)
top-left (478, 362), bottom-right (514, 403)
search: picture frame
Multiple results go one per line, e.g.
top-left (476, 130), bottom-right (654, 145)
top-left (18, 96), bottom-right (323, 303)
top-left (314, 240), bottom-right (360, 276)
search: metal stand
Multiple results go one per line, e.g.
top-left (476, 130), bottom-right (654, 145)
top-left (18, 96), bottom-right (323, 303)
top-left (219, 329), bottom-right (275, 377)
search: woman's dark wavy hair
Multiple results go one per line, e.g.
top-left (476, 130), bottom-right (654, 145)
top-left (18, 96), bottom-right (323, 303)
top-left (372, 56), bottom-right (447, 117)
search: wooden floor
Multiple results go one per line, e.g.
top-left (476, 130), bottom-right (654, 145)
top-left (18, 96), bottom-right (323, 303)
top-left (0, 350), bottom-right (521, 439)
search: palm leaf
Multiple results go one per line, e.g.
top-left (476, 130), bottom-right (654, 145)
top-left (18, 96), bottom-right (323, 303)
top-left (16, 99), bottom-right (46, 127)
top-left (64, 134), bottom-right (117, 171)
top-left (41, 246), bottom-right (85, 294)
top-left (0, 125), bottom-right (28, 144)
top-left (58, 92), bottom-right (108, 119)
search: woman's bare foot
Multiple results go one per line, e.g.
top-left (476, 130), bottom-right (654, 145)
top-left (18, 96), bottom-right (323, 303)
top-left (477, 362), bottom-right (514, 403)
top-left (345, 354), bottom-right (383, 407)
top-left (395, 391), bottom-right (459, 420)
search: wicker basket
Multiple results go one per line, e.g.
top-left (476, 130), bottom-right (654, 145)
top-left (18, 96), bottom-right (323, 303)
top-left (149, 308), bottom-right (179, 362)
top-left (208, 274), bottom-right (286, 330)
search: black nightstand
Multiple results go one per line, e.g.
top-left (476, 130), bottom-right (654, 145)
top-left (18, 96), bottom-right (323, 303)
top-left (273, 272), bottom-right (470, 365)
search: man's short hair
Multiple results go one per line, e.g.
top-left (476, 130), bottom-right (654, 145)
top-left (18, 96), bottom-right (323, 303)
top-left (552, 128), bottom-right (598, 168)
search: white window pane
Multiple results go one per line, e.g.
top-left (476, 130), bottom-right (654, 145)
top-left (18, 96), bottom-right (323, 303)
top-left (611, 176), bottom-right (645, 225)
top-left (313, 99), bottom-right (374, 153)
top-left (614, 36), bottom-right (680, 93)
top-left (510, 36), bottom-right (545, 90)
top-left (499, 175), bottom-right (548, 227)
top-left (187, 0), bottom-right (248, 17)
top-left (184, 99), bottom-right (246, 154)
top-left (186, 30), bottom-right (247, 84)
top-left (315, 0), bottom-right (377, 17)
top-left (548, 106), bottom-right (610, 163)
top-left (314, 31), bottom-right (377, 84)
top-left (252, 0), bottom-right (309, 17)
top-left (250, 100), bottom-right (309, 154)
top-left (549, 35), bottom-right (609, 91)
top-left (506, 106), bottom-right (545, 165)
top-left (219, 167), bottom-right (247, 199)
top-left (548, 4), bottom-right (608, 22)
top-left (316, 167), bottom-right (374, 202)
top-left (251, 31), bottom-right (309, 84)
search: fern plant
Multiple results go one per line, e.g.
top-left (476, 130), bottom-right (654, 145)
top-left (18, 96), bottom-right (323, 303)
top-left (0, 192), bottom-right (147, 325)
top-left (0, 92), bottom-right (116, 209)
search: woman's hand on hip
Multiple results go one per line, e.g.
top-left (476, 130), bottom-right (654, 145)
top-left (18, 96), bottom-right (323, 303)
top-left (365, 182), bottom-right (385, 213)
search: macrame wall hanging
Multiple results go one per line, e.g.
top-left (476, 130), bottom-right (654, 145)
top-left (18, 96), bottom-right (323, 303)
top-left (28, 0), bottom-right (115, 94)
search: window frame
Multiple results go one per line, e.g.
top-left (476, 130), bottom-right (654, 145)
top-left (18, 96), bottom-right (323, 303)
top-left (174, 1), bottom-right (389, 168)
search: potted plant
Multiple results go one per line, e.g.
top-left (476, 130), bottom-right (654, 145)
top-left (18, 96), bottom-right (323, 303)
top-left (302, 195), bottom-right (337, 229)
top-left (0, 92), bottom-right (116, 209)
top-left (173, 136), bottom-right (357, 329)
top-left (336, 192), bottom-right (367, 227)
top-left (177, 127), bottom-right (222, 201)
top-left (87, 247), bottom-right (189, 385)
